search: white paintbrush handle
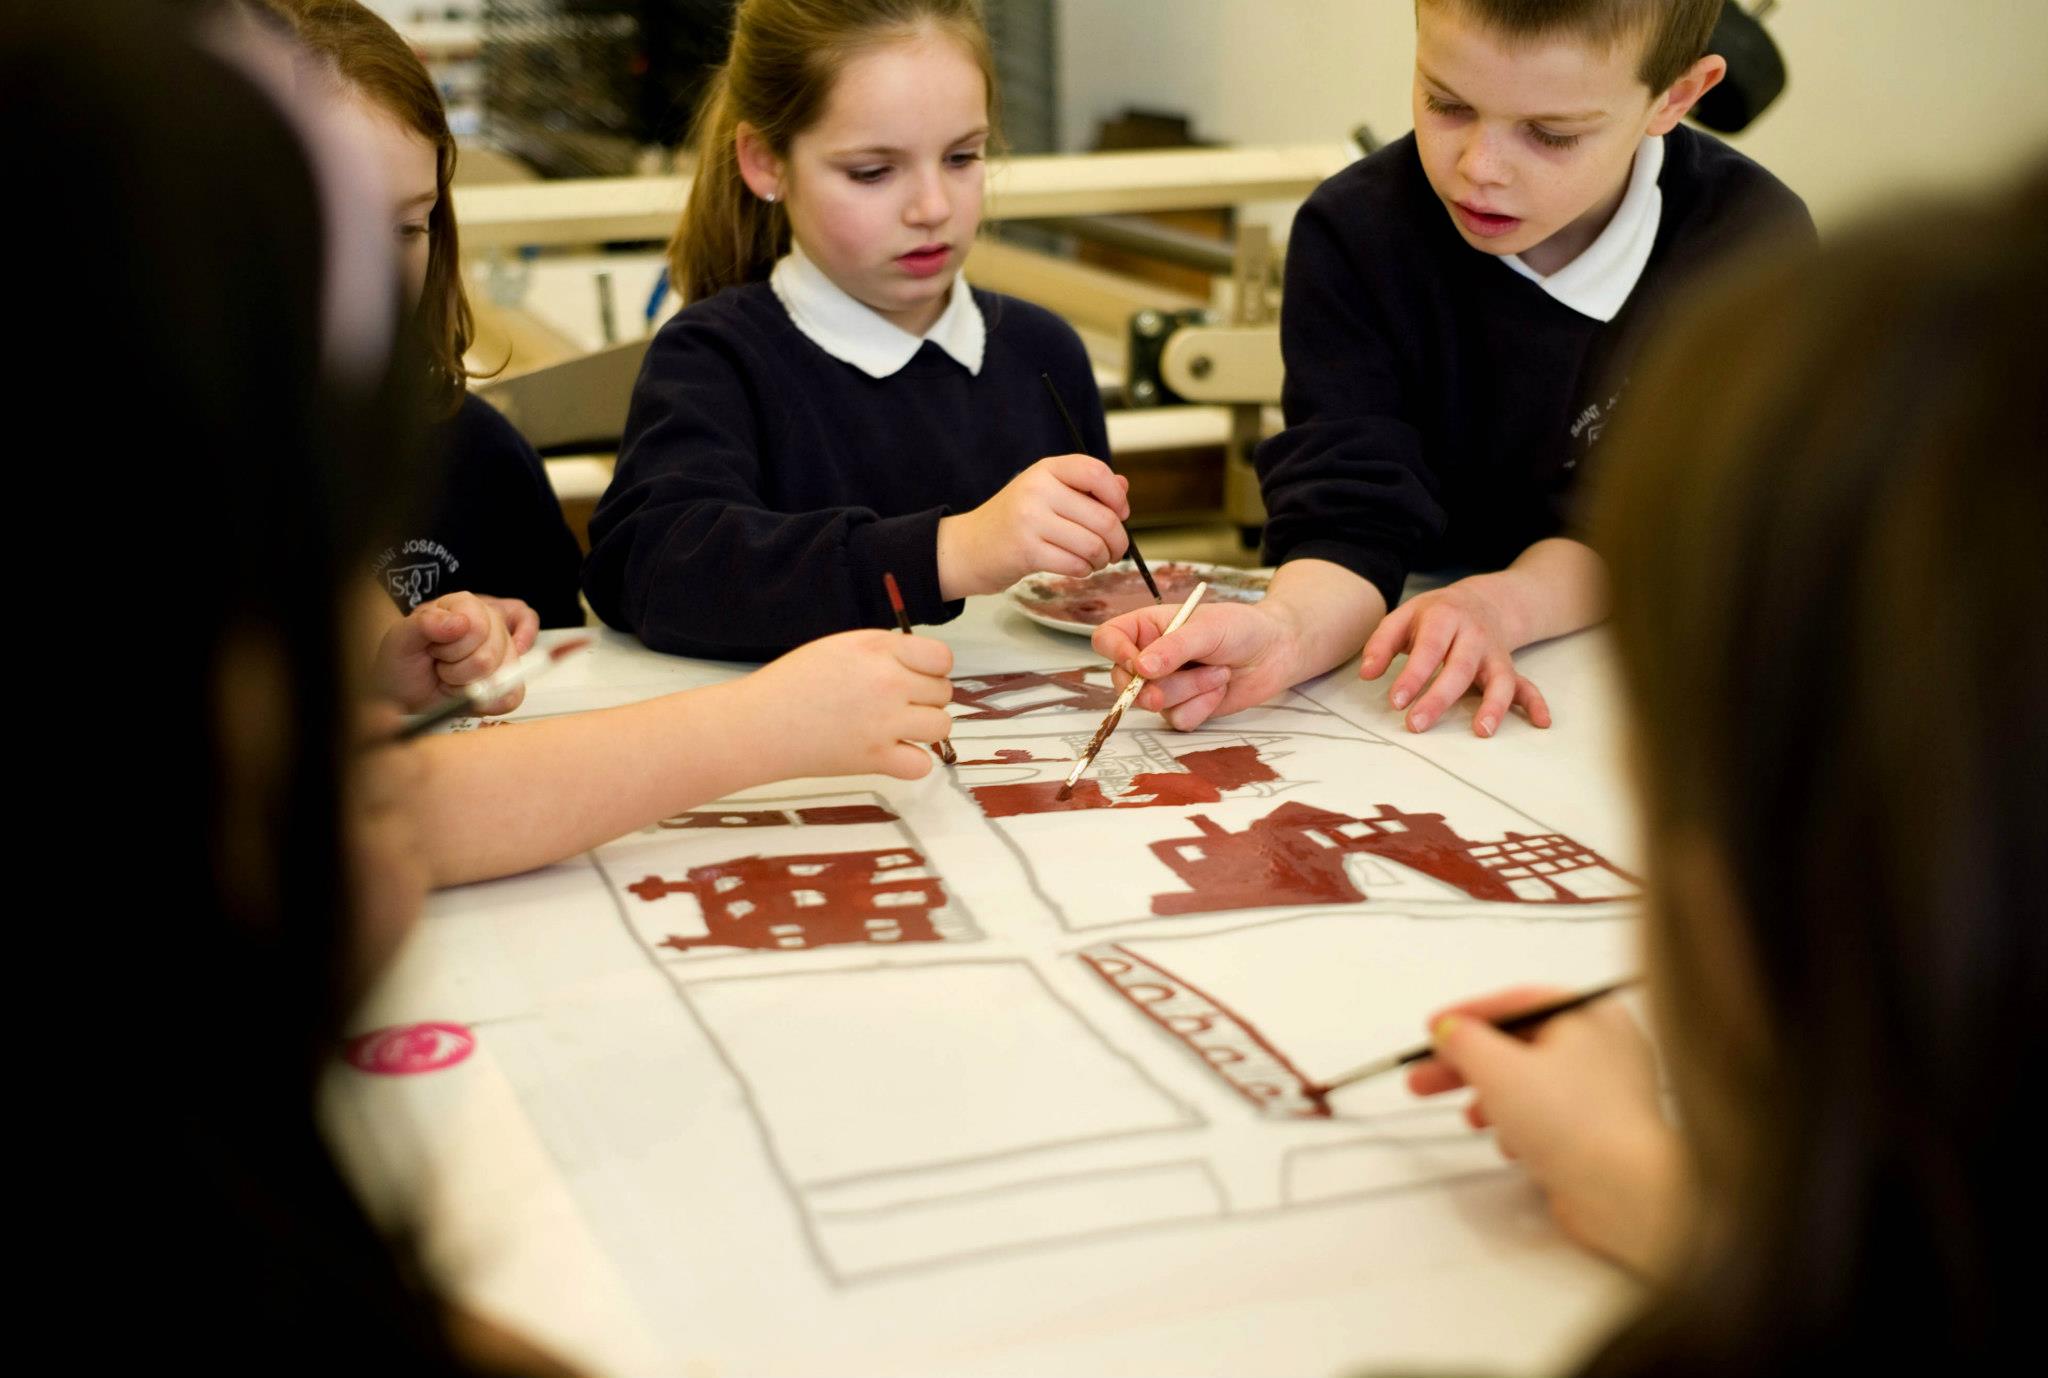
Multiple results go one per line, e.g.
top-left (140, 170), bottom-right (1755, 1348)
top-left (1060, 582), bottom-right (1211, 790)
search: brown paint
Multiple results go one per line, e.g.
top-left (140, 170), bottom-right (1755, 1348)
top-left (1024, 564), bottom-right (1204, 624)
top-left (971, 742), bottom-right (1281, 818)
top-left (1149, 801), bottom-right (1640, 916)
top-left (1079, 943), bottom-right (1330, 1118)
top-left (950, 669), bottom-right (1120, 721)
top-left (657, 803), bottom-right (899, 830)
top-left (952, 748), bottom-right (1071, 766)
top-left (630, 847), bottom-right (954, 954)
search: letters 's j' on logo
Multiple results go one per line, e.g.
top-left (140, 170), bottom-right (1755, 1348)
top-left (386, 561), bottom-right (442, 609)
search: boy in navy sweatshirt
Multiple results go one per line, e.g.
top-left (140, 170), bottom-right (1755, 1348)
top-left (1097, 0), bottom-right (1813, 737)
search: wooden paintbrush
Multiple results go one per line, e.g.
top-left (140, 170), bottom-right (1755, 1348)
top-left (394, 636), bottom-right (591, 741)
top-left (884, 571), bottom-right (957, 766)
top-left (1055, 581), bottom-right (1208, 801)
top-left (1310, 976), bottom-right (1641, 1097)
top-left (1040, 372), bottom-right (1161, 603)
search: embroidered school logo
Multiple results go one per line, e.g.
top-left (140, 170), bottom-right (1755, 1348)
top-left (1565, 387), bottom-right (1627, 467)
top-left (371, 538), bottom-right (461, 610)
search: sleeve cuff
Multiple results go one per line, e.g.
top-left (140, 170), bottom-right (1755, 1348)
top-left (847, 507), bottom-right (965, 627)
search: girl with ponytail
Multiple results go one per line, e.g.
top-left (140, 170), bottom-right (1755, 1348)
top-left (585, 0), bottom-right (1131, 660)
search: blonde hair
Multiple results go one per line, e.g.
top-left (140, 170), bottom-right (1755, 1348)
top-left (673, 0), bottom-right (998, 304)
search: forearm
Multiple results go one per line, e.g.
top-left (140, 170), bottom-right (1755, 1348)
top-left (410, 678), bottom-right (785, 888)
top-left (1262, 558), bottom-right (1389, 680)
top-left (1476, 537), bottom-right (1610, 648)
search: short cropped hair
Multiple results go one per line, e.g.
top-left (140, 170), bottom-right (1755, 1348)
top-left (1424, 0), bottom-right (1724, 94)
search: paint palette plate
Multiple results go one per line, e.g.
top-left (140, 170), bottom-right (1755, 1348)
top-left (1007, 560), bottom-right (1271, 635)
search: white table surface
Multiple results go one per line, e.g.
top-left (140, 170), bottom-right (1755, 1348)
top-left (328, 592), bottom-right (1642, 1377)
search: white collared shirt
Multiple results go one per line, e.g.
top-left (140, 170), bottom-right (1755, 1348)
top-left (769, 243), bottom-right (986, 378)
top-left (1503, 134), bottom-right (1665, 323)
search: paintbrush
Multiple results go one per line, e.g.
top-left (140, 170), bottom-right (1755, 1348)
top-left (394, 636), bottom-right (592, 741)
top-left (1040, 372), bottom-right (1161, 604)
top-left (884, 571), bottom-right (957, 766)
top-left (1311, 976), bottom-right (1641, 1096)
top-left (1055, 581), bottom-right (1209, 801)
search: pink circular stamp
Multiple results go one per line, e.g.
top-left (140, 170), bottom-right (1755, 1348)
top-left (343, 1021), bottom-right (476, 1076)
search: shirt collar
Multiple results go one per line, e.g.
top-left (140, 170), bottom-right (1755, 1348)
top-left (1502, 133), bottom-right (1665, 323)
top-left (769, 243), bottom-right (985, 378)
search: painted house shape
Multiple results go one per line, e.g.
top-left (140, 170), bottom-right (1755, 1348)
top-left (656, 803), bottom-right (898, 830)
top-left (630, 848), bottom-right (955, 952)
top-left (950, 669), bottom-right (1120, 720)
top-left (1149, 801), bottom-right (1638, 916)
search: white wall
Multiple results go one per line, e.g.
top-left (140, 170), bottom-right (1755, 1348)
top-left (1055, 0), bottom-right (2048, 233)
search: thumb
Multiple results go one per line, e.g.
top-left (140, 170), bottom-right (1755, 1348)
top-left (1430, 1013), bottom-right (1531, 1097)
top-left (1132, 614), bottom-right (1229, 680)
top-left (419, 605), bottom-right (470, 644)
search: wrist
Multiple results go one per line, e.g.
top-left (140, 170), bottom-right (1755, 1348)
top-left (935, 514), bottom-right (978, 601)
top-left (1589, 1118), bottom-right (1691, 1277)
top-left (1467, 569), bottom-right (1536, 649)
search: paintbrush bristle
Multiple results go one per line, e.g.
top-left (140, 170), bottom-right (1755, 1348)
top-left (1054, 782), bottom-right (1073, 801)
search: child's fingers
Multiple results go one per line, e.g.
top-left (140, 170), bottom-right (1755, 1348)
top-left (1049, 485), bottom-right (1128, 556)
top-left (1041, 516), bottom-right (1114, 571)
top-left (1387, 614), bottom-right (1457, 710)
top-left (1031, 539), bottom-right (1097, 578)
top-left (425, 617), bottom-right (493, 664)
top-left (1163, 683), bottom-right (1227, 731)
top-left (898, 705), bottom-right (955, 744)
top-left (419, 605), bottom-right (471, 645)
top-left (1357, 603), bottom-right (1416, 680)
top-left (1472, 660), bottom-right (1519, 738)
top-left (1045, 453), bottom-right (1127, 517)
top-left (876, 741), bottom-right (936, 781)
top-left (1092, 617), bottom-right (1148, 667)
top-left (1430, 1011), bottom-right (1535, 1097)
top-left (1135, 663), bottom-right (1231, 713)
top-left (1405, 1058), bottom-right (1467, 1096)
top-left (434, 642), bottom-right (511, 686)
top-left (491, 598), bottom-right (540, 653)
top-left (475, 685), bottom-right (526, 716)
top-left (1130, 612), bottom-right (1232, 681)
top-left (1405, 637), bottom-right (1484, 732)
top-left (1514, 674), bottom-right (1553, 728)
top-left (889, 632), bottom-right (954, 679)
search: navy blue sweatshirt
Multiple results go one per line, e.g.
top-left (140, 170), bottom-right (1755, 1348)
top-left (1257, 124), bottom-right (1815, 609)
top-left (583, 283), bottom-right (1108, 660)
top-left (373, 392), bottom-right (585, 627)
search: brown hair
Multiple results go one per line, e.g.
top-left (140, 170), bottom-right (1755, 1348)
top-left (267, 0), bottom-right (478, 411)
top-left (1584, 170), bottom-right (2047, 1372)
top-left (673, 0), bottom-right (998, 304)
top-left (1422, 0), bottom-right (1723, 94)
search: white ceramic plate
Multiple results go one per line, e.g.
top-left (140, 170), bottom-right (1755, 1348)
top-left (1006, 560), bottom-right (1271, 636)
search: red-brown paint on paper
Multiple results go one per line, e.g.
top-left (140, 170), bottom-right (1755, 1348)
top-left (953, 748), bottom-right (1071, 766)
top-left (1078, 944), bottom-right (1328, 1118)
top-left (969, 742), bottom-right (1282, 818)
top-left (1149, 801), bottom-right (1640, 916)
top-left (793, 804), bottom-right (898, 826)
top-left (950, 669), bottom-right (1120, 720)
top-left (631, 848), bottom-right (955, 953)
top-left (974, 779), bottom-right (1113, 816)
top-left (343, 1022), bottom-right (476, 1076)
top-left (658, 803), bottom-right (899, 830)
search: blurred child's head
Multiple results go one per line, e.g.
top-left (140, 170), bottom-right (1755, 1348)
top-left (1412, 0), bottom-right (1725, 270)
top-left (676, 0), bottom-right (997, 330)
top-left (1590, 170), bottom-right (2046, 1370)
top-left (261, 0), bottom-right (475, 406)
top-left (12, 4), bottom-right (470, 1361)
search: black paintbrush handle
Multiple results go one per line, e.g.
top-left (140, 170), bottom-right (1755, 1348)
top-left (1040, 373), bottom-right (1161, 603)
